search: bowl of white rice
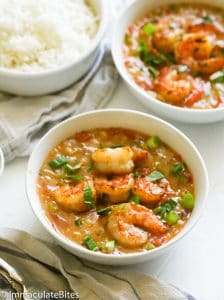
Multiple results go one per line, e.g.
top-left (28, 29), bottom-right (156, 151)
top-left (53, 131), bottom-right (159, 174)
top-left (0, 0), bottom-right (107, 96)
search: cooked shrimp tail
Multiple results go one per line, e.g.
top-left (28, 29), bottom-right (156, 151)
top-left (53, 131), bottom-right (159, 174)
top-left (107, 202), bottom-right (167, 247)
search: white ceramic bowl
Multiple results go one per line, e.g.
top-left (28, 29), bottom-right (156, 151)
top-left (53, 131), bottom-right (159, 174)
top-left (112, 0), bottom-right (224, 123)
top-left (26, 109), bottom-right (208, 265)
top-left (0, 148), bottom-right (4, 176)
top-left (0, 0), bottom-right (107, 96)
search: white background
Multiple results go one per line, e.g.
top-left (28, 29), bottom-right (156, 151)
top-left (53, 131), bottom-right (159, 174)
top-left (1, 83), bottom-right (224, 300)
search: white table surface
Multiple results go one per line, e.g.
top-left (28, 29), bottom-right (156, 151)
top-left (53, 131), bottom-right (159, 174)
top-left (1, 82), bottom-right (224, 300)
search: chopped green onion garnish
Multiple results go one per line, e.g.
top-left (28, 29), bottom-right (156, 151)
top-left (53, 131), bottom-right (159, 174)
top-left (64, 162), bottom-right (82, 174)
top-left (164, 53), bottom-right (175, 65)
top-left (105, 240), bottom-right (115, 252)
top-left (97, 207), bottom-right (112, 216)
top-left (88, 160), bottom-right (94, 170)
top-left (178, 65), bottom-right (189, 73)
top-left (64, 174), bottom-right (83, 182)
top-left (165, 210), bottom-right (180, 225)
top-left (84, 183), bottom-right (95, 209)
top-left (129, 195), bottom-right (141, 204)
top-left (143, 23), bottom-right (155, 35)
top-left (178, 174), bottom-right (188, 183)
top-left (153, 198), bottom-right (177, 219)
top-left (210, 70), bottom-right (224, 83)
top-left (139, 42), bottom-right (167, 66)
top-left (202, 15), bottom-right (213, 23)
top-left (146, 243), bottom-right (155, 250)
top-left (139, 40), bottom-right (148, 52)
top-left (49, 156), bottom-right (68, 169)
top-left (148, 66), bottom-right (158, 78)
top-left (168, 198), bottom-right (178, 208)
top-left (180, 192), bottom-right (195, 210)
top-left (146, 136), bottom-right (161, 149)
top-left (171, 163), bottom-right (184, 175)
top-left (84, 235), bottom-right (99, 251)
top-left (147, 171), bottom-right (164, 182)
top-left (74, 219), bottom-right (83, 226)
top-left (133, 171), bottom-right (139, 179)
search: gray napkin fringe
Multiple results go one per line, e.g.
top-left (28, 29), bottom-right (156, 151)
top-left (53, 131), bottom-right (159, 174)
top-left (0, 228), bottom-right (196, 300)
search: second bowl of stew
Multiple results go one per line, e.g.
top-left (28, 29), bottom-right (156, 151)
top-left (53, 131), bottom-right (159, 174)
top-left (112, 0), bottom-right (224, 123)
top-left (26, 109), bottom-right (208, 265)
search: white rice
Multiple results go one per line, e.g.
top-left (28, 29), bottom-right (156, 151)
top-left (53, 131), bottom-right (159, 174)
top-left (0, 0), bottom-right (99, 71)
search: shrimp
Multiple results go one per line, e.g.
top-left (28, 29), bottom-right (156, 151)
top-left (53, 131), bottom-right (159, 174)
top-left (152, 16), bottom-right (183, 53)
top-left (133, 176), bottom-right (175, 204)
top-left (175, 33), bottom-right (224, 75)
top-left (187, 22), bottom-right (224, 36)
top-left (52, 179), bottom-right (96, 212)
top-left (154, 66), bottom-right (199, 104)
top-left (94, 174), bottom-right (134, 203)
top-left (91, 146), bottom-right (134, 174)
top-left (132, 147), bottom-right (149, 162)
top-left (107, 202), bottom-right (167, 247)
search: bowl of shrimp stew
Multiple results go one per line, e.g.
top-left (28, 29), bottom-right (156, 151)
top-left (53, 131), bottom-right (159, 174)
top-left (26, 109), bottom-right (208, 265)
top-left (112, 0), bottom-right (224, 123)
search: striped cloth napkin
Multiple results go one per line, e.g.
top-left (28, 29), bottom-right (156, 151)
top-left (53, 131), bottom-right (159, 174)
top-left (0, 46), bottom-right (118, 163)
top-left (0, 229), bottom-right (196, 300)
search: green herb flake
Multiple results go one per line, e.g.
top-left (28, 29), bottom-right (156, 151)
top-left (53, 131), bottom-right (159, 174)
top-left (105, 240), bottom-right (115, 252)
top-left (64, 162), bottom-right (82, 174)
top-left (164, 53), bottom-right (175, 65)
top-left (202, 15), bottom-right (213, 23)
top-left (88, 160), bottom-right (94, 171)
top-left (139, 42), bottom-right (166, 66)
top-left (74, 219), bottom-right (83, 226)
top-left (211, 70), bottom-right (224, 83)
top-left (49, 156), bottom-right (68, 169)
top-left (129, 195), bottom-right (141, 204)
top-left (97, 207), bottom-right (112, 216)
top-left (143, 23), bottom-right (155, 35)
top-left (171, 163), bottom-right (184, 175)
top-left (133, 171), bottom-right (139, 179)
top-left (146, 243), bottom-right (155, 251)
top-left (147, 171), bottom-right (164, 182)
top-left (64, 174), bottom-right (83, 182)
top-left (148, 66), bottom-right (158, 78)
top-left (146, 136), bottom-right (161, 149)
top-left (84, 235), bottom-right (99, 251)
top-left (139, 40), bottom-right (148, 52)
top-left (153, 198), bottom-right (178, 220)
top-left (84, 183), bottom-right (95, 209)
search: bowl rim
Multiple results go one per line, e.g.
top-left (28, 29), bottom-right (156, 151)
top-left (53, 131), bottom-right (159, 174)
top-left (111, 0), bottom-right (224, 115)
top-left (26, 109), bottom-right (209, 262)
top-left (0, 148), bottom-right (4, 176)
top-left (0, 0), bottom-right (108, 78)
